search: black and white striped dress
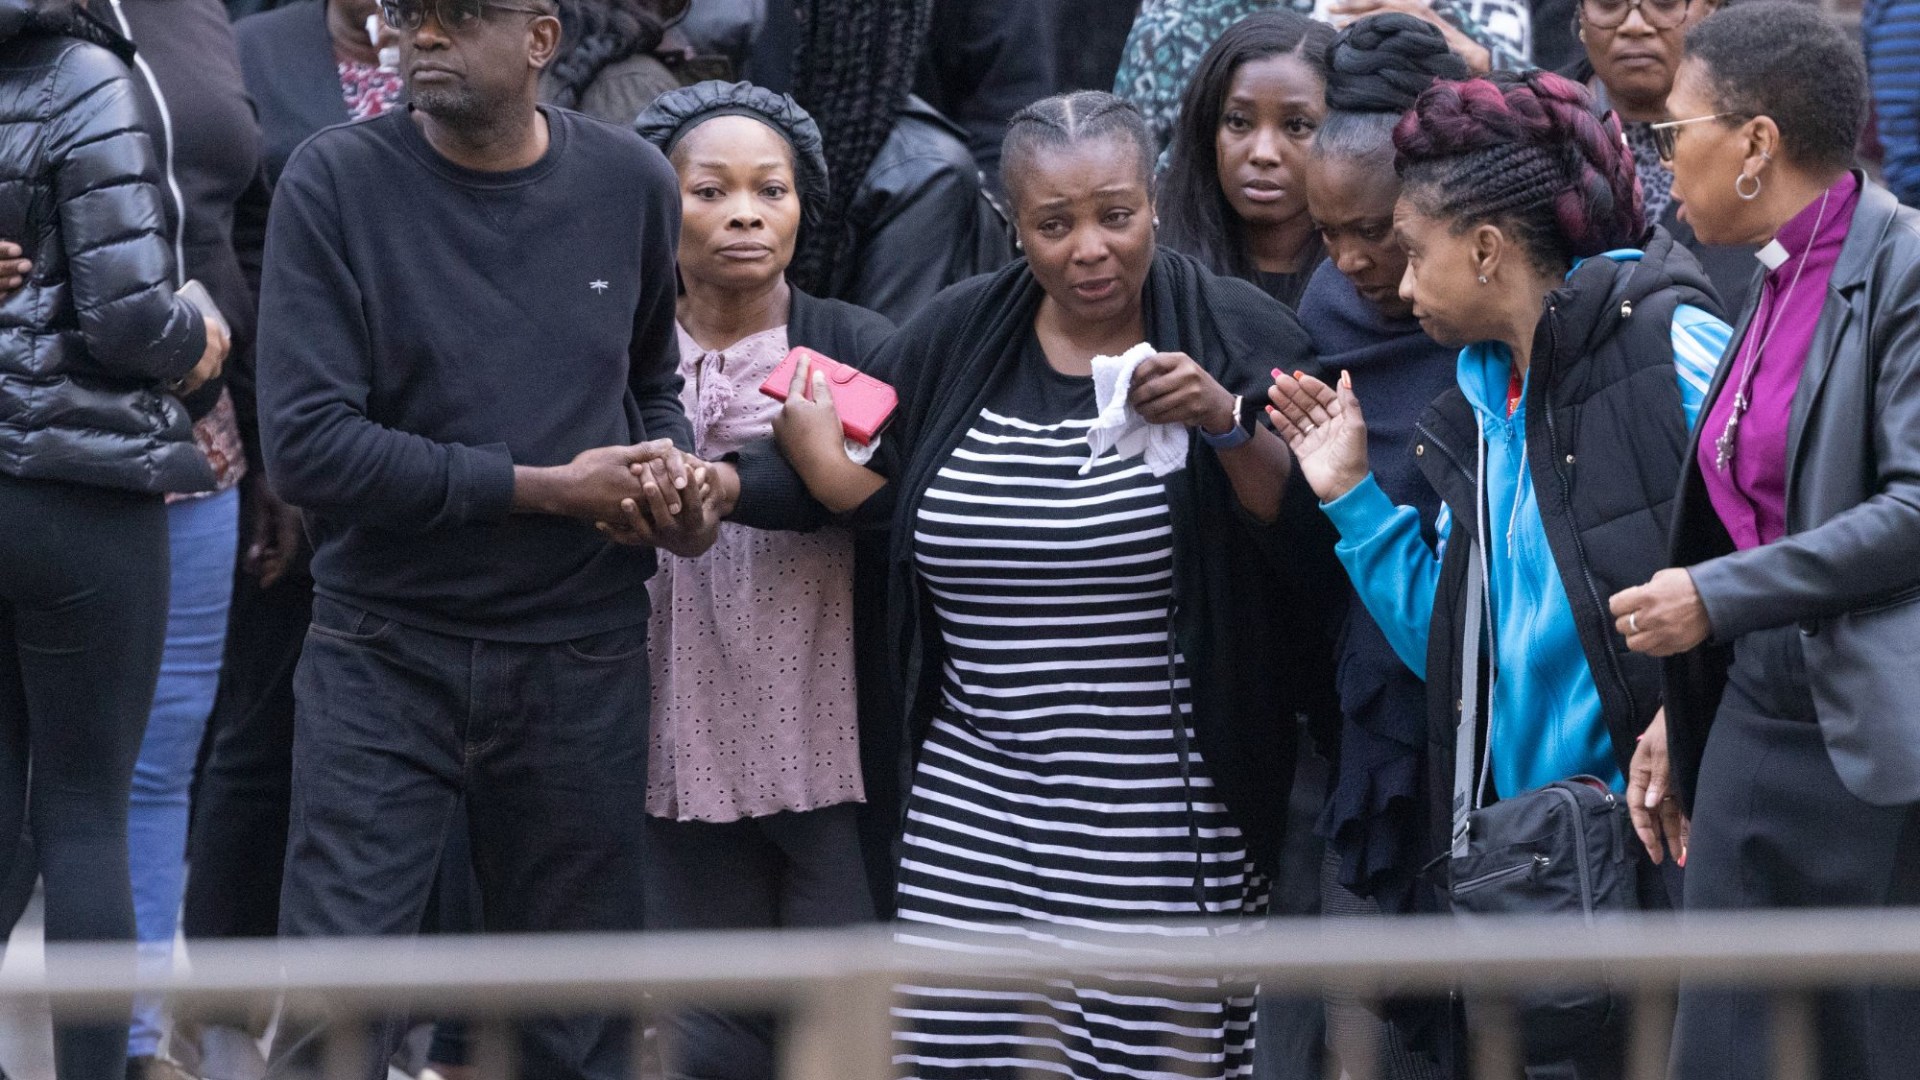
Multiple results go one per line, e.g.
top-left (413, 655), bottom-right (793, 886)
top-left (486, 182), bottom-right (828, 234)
top-left (892, 345), bottom-right (1264, 1080)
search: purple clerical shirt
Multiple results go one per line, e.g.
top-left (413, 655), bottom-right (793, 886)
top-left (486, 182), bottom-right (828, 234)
top-left (1699, 173), bottom-right (1862, 550)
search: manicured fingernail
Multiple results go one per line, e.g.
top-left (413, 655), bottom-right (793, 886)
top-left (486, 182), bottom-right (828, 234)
top-left (1271, 368), bottom-right (1283, 379)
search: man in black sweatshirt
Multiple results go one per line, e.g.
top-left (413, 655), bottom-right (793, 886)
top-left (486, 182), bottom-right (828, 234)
top-left (255, 3), bottom-right (712, 1076)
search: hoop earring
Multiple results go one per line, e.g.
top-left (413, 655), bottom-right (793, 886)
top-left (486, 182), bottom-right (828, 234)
top-left (1735, 173), bottom-right (1762, 201)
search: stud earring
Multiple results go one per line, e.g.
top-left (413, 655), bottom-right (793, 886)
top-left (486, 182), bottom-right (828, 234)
top-left (1152, 216), bottom-right (1161, 229)
top-left (1478, 274), bottom-right (1489, 285)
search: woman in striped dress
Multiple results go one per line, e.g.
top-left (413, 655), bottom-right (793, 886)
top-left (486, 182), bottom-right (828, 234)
top-left (764, 90), bottom-right (1342, 1080)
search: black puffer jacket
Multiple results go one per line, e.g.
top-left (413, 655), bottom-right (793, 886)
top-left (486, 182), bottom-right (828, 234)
top-left (0, 0), bottom-right (212, 494)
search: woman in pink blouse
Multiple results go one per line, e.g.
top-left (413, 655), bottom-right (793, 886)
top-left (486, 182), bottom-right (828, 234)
top-left (632, 81), bottom-right (895, 1080)
top-left (1609, 5), bottom-right (1920, 1077)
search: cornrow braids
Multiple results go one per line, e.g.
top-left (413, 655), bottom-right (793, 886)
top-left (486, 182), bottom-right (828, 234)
top-left (1158, 10), bottom-right (1335, 282)
top-left (788, 0), bottom-right (935, 298)
top-left (546, 0), bottom-right (666, 111)
top-left (1392, 70), bottom-right (1644, 274)
top-left (1000, 91), bottom-right (1157, 211)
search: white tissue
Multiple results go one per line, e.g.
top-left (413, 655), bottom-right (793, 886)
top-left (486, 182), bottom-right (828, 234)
top-left (1082, 343), bottom-right (1186, 477)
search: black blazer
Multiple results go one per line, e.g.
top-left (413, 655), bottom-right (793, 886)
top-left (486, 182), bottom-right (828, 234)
top-left (1668, 176), bottom-right (1920, 810)
top-left (235, 0), bottom-right (351, 187)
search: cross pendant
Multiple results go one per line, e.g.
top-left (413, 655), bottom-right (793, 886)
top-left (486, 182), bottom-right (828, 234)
top-left (1715, 415), bottom-right (1740, 472)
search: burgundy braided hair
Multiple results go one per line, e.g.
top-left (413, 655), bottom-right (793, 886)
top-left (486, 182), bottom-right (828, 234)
top-left (1391, 70), bottom-right (1644, 273)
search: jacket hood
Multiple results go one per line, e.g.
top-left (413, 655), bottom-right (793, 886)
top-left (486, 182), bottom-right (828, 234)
top-left (0, 1), bottom-right (135, 60)
top-left (1552, 225), bottom-right (1726, 364)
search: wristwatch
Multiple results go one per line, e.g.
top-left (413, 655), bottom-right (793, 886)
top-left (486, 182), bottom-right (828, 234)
top-left (1198, 394), bottom-right (1257, 450)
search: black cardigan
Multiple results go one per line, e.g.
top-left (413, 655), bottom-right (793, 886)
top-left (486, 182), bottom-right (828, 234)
top-left (739, 250), bottom-right (1343, 875)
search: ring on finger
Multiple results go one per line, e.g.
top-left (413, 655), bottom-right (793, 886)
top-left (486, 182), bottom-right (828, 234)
top-left (1629, 611), bottom-right (1640, 634)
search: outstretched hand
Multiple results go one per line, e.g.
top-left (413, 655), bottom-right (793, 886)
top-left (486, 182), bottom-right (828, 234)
top-left (1266, 369), bottom-right (1371, 502)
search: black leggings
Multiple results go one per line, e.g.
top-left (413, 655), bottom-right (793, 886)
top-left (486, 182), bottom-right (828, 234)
top-left (0, 473), bottom-right (169, 1078)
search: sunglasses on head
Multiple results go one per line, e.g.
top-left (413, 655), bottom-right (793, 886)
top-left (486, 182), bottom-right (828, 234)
top-left (380, 0), bottom-right (551, 33)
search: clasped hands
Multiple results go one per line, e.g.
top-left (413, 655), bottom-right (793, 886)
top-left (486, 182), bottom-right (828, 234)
top-left (558, 441), bottom-right (722, 557)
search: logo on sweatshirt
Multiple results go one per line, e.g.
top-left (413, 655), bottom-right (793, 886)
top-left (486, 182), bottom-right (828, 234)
top-left (589, 279), bottom-right (609, 294)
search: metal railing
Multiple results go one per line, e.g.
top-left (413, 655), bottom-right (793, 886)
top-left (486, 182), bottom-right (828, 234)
top-left (11, 910), bottom-right (1920, 1080)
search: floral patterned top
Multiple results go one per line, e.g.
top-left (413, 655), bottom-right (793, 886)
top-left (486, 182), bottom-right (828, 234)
top-left (338, 59), bottom-right (404, 122)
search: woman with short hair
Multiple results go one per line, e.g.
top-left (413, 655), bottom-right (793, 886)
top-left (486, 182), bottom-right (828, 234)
top-left (1609, 4), bottom-right (1920, 1076)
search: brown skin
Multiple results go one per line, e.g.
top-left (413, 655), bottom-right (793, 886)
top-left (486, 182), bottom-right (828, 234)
top-left (673, 117), bottom-right (801, 348)
top-left (671, 115), bottom-right (814, 517)
top-left (1608, 52), bottom-right (1854, 866)
top-left (415, 4), bottom-right (713, 553)
top-left (776, 133), bottom-right (1293, 522)
top-left (1577, 0), bottom-right (1719, 123)
top-left (1216, 53), bottom-right (1326, 275)
top-left (1656, 58), bottom-right (1844, 247)
top-left (1274, 194), bottom-right (1692, 865)
top-left (1021, 135), bottom-right (1292, 522)
top-left (401, 2), bottom-right (558, 170)
top-left (1305, 150), bottom-right (1411, 318)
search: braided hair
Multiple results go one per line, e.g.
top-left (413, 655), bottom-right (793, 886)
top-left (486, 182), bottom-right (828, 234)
top-left (1314, 13), bottom-right (1468, 163)
top-left (1000, 91), bottom-right (1157, 210)
top-left (788, 0), bottom-right (935, 298)
top-left (1158, 11), bottom-right (1336, 282)
top-left (1393, 70), bottom-right (1644, 274)
top-left (545, 0), bottom-right (666, 111)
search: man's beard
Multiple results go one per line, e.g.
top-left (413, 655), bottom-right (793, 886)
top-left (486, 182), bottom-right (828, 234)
top-left (411, 79), bottom-right (506, 133)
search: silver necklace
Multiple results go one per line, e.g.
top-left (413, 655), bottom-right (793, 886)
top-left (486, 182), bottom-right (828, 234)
top-left (1714, 189), bottom-right (1832, 472)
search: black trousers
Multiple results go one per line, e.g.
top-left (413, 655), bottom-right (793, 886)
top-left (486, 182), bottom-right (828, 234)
top-left (0, 473), bottom-right (170, 1079)
top-left (1671, 625), bottom-right (1920, 1080)
top-left (274, 596), bottom-right (653, 1080)
top-left (183, 566), bottom-right (309, 943)
top-left (643, 805), bottom-right (875, 1080)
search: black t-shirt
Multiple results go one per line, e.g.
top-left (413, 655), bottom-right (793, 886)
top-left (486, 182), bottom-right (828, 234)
top-left (256, 107), bottom-right (689, 642)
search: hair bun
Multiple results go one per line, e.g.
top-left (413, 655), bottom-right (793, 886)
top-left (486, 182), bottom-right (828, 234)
top-left (1324, 13), bottom-right (1470, 115)
top-left (1394, 71), bottom-right (1644, 259)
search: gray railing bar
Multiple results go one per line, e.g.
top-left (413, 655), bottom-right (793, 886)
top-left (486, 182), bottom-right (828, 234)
top-left (5, 913), bottom-right (1920, 1014)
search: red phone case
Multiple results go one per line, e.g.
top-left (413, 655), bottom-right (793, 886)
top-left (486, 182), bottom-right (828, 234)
top-left (759, 346), bottom-right (898, 446)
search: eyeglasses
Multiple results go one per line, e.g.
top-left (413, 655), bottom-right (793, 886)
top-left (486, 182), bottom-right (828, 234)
top-left (1579, 0), bottom-right (1690, 29)
top-left (1648, 112), bottom-right (1743, 161)
top-left (380, 0), bottom-right (550, 33)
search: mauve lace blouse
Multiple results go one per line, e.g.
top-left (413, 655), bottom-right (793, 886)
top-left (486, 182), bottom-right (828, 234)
top-left (645, 323), bottom-right (863, 822)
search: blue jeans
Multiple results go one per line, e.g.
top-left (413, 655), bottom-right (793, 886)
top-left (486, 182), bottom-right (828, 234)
top-left (128, 488), bottom-right (239, 1058)
top-left (275, 596), bottom-right (651, 1080)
